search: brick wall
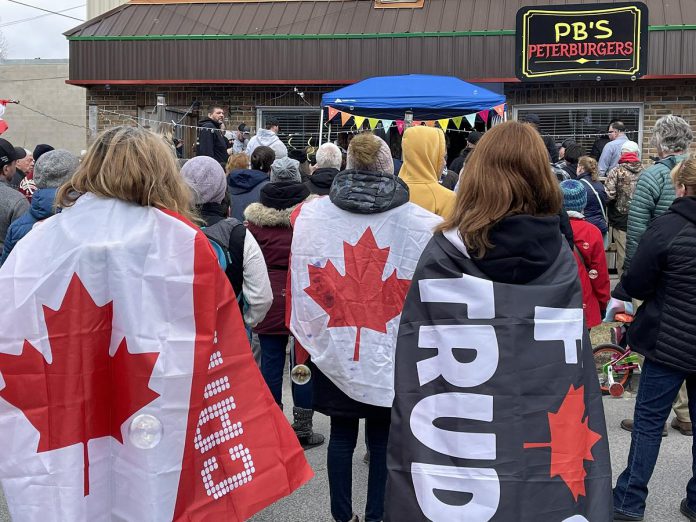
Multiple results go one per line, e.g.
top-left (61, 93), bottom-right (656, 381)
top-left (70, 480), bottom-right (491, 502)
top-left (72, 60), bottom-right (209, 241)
top-left (86, 79), bottom-right (696, 160)
top-left (505, 79), bottom-right (696, 159)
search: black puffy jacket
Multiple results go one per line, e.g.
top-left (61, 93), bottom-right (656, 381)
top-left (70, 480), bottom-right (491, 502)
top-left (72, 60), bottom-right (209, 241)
top-left (617, 196), bottom-right (696, 373)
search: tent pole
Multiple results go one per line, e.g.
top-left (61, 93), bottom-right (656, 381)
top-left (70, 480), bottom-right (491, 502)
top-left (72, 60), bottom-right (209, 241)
top-left (318, 107), bottom-right (325, 147)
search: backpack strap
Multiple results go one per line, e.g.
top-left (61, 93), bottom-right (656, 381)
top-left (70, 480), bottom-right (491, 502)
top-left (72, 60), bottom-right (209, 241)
top-left (580, 178), bottom-right (607, 223)
top-left (226, 221), bottom-right (246, 306)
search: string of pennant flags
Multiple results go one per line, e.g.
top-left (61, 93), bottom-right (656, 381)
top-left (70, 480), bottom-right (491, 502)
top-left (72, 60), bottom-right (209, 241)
top-left (326, 103), bottom-right (507, 134)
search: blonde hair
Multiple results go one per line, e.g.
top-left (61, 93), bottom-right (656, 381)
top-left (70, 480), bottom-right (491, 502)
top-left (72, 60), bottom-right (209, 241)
top-left (226, 152), bottom-right (249, 172)
top-left (57, 126), bottom-right (196, 221)
top-left (578, 156), bottom-right (599, 181)
top-left (671, 155), bottom-right (696, 196)
top-left (438, 121), bottom-right (561, 256)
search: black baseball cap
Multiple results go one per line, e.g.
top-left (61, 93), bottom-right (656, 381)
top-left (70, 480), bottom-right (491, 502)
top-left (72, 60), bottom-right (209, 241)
top-left (238, 123), bottom-right (250, 134)
top-left (0, 138), bottom-right (26, 167)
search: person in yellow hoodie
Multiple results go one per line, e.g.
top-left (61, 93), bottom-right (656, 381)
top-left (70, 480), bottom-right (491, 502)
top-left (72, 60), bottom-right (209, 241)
top-left (399, 125), bottom-right (455, 218)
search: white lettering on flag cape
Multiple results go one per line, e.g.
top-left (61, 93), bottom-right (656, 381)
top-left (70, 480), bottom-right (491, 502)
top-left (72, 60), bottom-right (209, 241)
top-left (0, 194), bottom-right (312, 521)
top-left (288, 196), bottom-right (442, 407)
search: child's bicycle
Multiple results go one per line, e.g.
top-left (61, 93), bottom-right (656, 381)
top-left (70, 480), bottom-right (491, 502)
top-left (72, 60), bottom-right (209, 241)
top-left (592, 313), bottom-right (641, 397)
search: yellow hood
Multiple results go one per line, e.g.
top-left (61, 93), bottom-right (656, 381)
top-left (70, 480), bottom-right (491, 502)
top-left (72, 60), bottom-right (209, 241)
top-left (399, 126), bottom-right (446, 184)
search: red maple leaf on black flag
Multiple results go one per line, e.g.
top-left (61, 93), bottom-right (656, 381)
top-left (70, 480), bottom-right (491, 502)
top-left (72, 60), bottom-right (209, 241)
top-left (304, 227), bottom-right (411, 361)
top-left (524, 385), bottom-right (603, 501)
top-left (0, 273), bottom-right (159, 496)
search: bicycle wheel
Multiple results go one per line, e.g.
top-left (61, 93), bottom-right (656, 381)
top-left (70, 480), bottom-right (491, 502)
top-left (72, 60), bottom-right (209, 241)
top-left (593, 343), bottom-right (633, 395)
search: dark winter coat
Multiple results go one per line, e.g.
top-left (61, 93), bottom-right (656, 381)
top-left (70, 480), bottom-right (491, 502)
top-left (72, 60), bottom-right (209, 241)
top-left (305, 167), bottom-right (338, 196)
top-left (329, 168), bottom-right (409, 215)
top-left (197, 117), bottom-right (228, 165)
top-left (562, 161), bottom-right (578, 180)
top-left (1, 187), bottom-right (55, 265)
top-left (542, 134), bottom-right (559, 163)
top-left (227, 168), bottom-right (269, 221)
top-left (590, 135), bottom-right (611, 161)
top-left (617, 196), bottom-right (696, 373)
top-left (577, 172), bottom-right (608, 235)
top-left (311, 168), bottom-right (411, 419)
top-left (244, 182), bottom-right (308, 334)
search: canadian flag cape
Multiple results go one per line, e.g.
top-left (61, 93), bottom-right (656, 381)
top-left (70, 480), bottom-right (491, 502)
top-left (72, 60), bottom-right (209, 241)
top-left (0, 102), bottom-right (8, 135)
top-left (288, 196), bottom-right (442, 407)
top-left (385, 230), bottom-right (613, 521)
top-left (0, 194), bottom-right (312, 521)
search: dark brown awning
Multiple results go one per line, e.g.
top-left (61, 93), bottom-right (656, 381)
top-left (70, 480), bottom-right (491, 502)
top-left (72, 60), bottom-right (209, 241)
top-left (65, 0), bottom-right (696, 84)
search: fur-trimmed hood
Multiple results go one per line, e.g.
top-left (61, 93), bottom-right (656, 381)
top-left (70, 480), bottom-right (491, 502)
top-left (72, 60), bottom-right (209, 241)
top-left (244, 201), bottom-right (298, 228)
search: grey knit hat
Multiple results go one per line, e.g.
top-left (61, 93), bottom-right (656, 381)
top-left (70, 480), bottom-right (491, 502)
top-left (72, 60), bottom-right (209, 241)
top-left (33, 149), bottom-right (80, 189)
top-left (270, 156), bottom-right (301, 183)
top-left (181, 156), bottom-right (227, 205)
top-left (346, 134), bottom-right (394, 175)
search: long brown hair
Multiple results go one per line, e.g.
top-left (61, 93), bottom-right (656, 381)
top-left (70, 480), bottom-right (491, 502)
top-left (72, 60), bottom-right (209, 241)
top-left (438, 121), bottom-right (561, 256)
top-left (57, 126), bottom-right (196, 221)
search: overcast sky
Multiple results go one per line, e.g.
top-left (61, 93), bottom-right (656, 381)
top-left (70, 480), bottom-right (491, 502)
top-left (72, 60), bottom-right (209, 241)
top-left (1, 0), bottom-right (86, 59)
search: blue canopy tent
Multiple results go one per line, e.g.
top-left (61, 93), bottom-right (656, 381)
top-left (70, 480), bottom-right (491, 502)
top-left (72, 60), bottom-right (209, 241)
top-left (322, 74), bottom-right (505, 119)
top-left (319, 74), bottom-right (506, 144)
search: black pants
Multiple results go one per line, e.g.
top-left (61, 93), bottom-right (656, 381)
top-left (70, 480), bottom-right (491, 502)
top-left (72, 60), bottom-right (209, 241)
top-left (327, 416), bottom-right (390, 522)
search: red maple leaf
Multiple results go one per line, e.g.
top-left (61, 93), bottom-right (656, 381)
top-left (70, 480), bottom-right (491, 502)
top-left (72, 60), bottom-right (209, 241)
top-left (524, 385), bottom-right (603, 501)
top-left (304, 227), bottom-right (411, 361)
top-left (0, 273), bottom-right (159, 496)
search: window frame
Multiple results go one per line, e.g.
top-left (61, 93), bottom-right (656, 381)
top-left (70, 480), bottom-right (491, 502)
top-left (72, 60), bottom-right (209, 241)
top-left (512, 102), bottom-right (644, 151)
top-left (256, 105), bottom-right (322, 149)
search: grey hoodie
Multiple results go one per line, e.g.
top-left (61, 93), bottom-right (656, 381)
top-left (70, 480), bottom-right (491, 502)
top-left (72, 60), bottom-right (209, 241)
top-left (245, 129), bottom-right (288, 160)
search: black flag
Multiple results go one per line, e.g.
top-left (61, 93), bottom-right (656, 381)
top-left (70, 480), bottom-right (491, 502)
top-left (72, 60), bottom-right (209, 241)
top-left (385, 232), bottom-right (612, 522)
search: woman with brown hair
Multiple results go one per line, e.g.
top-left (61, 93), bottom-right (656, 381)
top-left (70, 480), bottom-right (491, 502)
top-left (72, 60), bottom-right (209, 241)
top-left (386, 121), bottom-right (612, 521)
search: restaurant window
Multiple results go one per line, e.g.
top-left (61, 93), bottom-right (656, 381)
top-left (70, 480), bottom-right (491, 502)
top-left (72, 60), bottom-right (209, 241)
top-left (256, 107), bottom-right (322, 153)
top-left (513, 104), bottom-right (643, 157)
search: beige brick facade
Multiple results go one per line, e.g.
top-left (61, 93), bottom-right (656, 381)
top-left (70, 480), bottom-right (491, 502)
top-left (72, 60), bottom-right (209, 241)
top-left (0, 60), bottom-right (86, 154)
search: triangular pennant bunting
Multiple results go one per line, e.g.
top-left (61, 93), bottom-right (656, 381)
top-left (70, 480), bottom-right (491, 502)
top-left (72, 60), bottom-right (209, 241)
top-left (451, 116), bottom-right (463, 129)
top-left (354, 116), bottom-right (366, 129)
top-left (425, 121), bottom-right (435, 128)
top-left (340, 111), bottom-right (352, 126)
top-left (465, 114), bottom-right (477, 128)
top-left (368, 118), bottom-right (379, 130)
top-left (493, 104), bottom-right (505, 119)
top-left (479, 109), bottom-right (490, 124)
top-left (396, 120), bottom-right (405, 135)
top-left (327, 106), bottom-right (339, 121)
top-left (381, 120), bottom-right (393, 132)
top-left (437, 118), bottom-right (450, 130)
top-left (412, 121), bottom-right (422, 127)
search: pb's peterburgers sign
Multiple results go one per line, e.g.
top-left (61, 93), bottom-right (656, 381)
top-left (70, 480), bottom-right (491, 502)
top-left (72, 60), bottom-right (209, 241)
top-left (516, 2), bottom-right (648, 81)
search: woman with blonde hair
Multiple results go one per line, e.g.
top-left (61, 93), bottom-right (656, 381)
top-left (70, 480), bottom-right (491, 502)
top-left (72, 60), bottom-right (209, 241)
top-left (386, 121), bottom-right (612, 521)
top-left (613, 156), bottom-right (696, 521)
top-left (0, 125), bottom-right (312, 518)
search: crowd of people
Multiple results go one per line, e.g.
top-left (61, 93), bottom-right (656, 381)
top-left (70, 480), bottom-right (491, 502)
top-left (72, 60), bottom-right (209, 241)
top-left (0, 104), bottom-right (695, 522)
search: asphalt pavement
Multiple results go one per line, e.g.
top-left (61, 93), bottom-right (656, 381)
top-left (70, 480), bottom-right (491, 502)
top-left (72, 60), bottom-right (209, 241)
top-left (0, 383), bottom-right (692, 521)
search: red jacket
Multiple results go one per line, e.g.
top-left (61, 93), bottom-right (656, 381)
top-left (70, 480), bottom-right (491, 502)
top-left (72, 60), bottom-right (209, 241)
top-left (244, 204), bottom-right (294, 335)
top-left (569, 217), bottom-right (611, 328)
